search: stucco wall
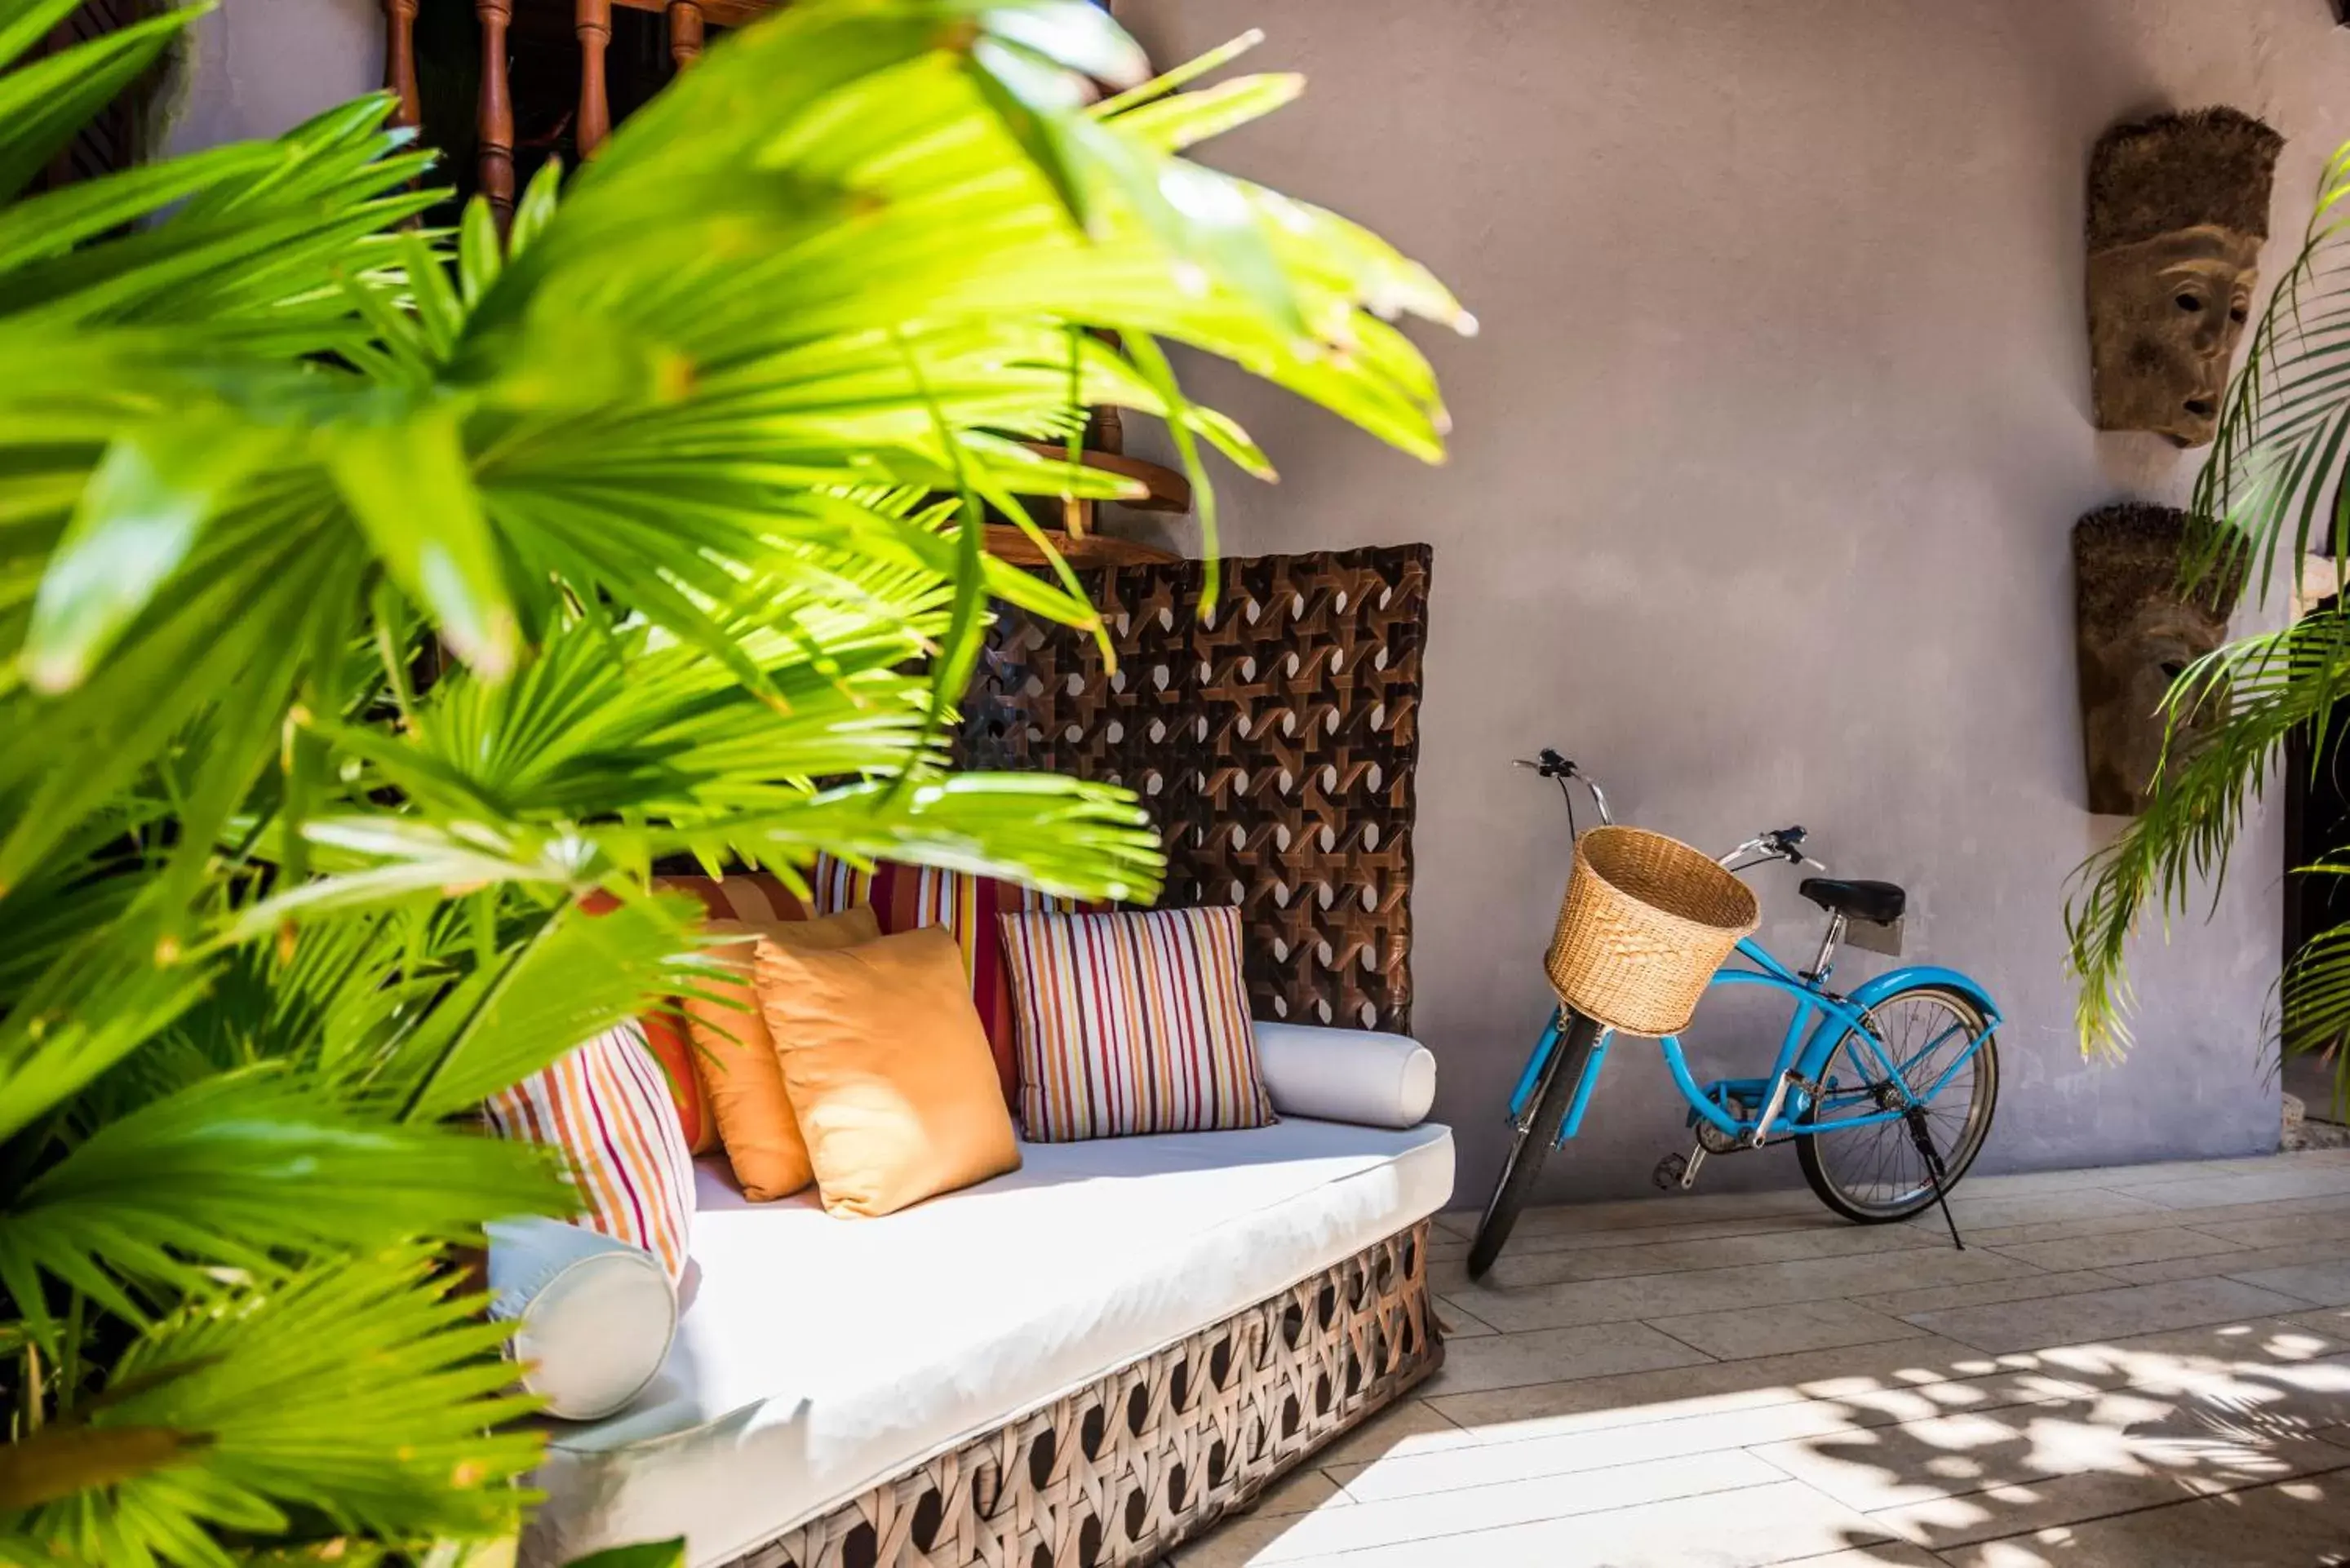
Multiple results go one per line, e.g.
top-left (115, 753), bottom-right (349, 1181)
top-left (163, 0), bottom-right (379, 156)
top-left (1116, 0), bottom-right (2350, 1202)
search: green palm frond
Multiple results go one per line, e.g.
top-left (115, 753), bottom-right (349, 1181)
top-left (2068, 611), bottom-right (2350, 1051)
top-left (2, 1250), bottom-right (543, 1562)
top-left (0, 1070), bottom-right (566, 1327)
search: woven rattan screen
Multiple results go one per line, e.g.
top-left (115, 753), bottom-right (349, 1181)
top-left (956, 543), bottom-right (1430, 1033)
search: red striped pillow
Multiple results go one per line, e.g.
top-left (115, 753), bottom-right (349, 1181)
top-left (809, 856), bottom-right (1098, 1109)
top-left (482, 1021), bottom-right (695, 1282)
top-left (998, 906), bottom-right (1275, 1143)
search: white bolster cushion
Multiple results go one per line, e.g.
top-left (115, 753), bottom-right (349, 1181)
top-left (488, 1216), bottom-right (677, 1420)
top-left (1250, 1021), bottom-right (1437, 1129)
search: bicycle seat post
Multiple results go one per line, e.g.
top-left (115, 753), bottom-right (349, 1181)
top-left (1802, 912), bottom-right (1847, 985)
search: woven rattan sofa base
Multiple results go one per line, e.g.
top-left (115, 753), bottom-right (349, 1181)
top-left (725, 1219), bottom-right (1443, 1568)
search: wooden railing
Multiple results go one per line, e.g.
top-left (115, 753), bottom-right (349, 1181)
top-left (380, 0), bottom-right (743, 231)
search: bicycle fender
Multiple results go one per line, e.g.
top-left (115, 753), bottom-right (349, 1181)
top-left (1798, 966), bottom-right (2002, 1067)
top-left (1844, 966), bottom-right (2002, 1025)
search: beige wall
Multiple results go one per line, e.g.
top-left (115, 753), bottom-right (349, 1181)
top-left (1118, 0), bottom-right (2350, 1198)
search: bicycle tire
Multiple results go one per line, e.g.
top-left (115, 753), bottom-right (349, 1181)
top-left (1797, 985), bottom-right (1999, 1224)
top-left (1468, 1010), bottom-right (1604, 1279)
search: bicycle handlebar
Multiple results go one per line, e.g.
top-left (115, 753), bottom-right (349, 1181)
top-left (1720, 826), bottom-right (1827, 874)
top-left (1518, 747), bottom-right (1820, 870)
top-left (1513, 749), bottom-right (1612, 826)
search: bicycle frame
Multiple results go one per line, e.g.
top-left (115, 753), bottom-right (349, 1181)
top-left (1507, 937), bottom-right (2001, 1149)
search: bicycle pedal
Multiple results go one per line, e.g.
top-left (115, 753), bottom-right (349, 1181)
top-left (1652, 1153), bottom-right (1689, 1191)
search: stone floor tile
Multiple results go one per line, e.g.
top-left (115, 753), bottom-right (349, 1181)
top-left (1488, 1223), bottom-right (1951, 1288)
top-left (1869, 1461), bottom-right (2350, 1554)
top-left (1902, 1277), bottom-right (2312, 1356)
top-left (2114, 1165), bottom-right (2350, 1212)
top-left (1306, 1397), bottom-right (1478, 1469)
top-left (1923, 1189), bottom-right (2169, 1230)
top-left (1340, 1371), bottom-right (2077, 1505)
top-left (1649, 1298), bottom-right (1931, 1361)
top-left (2232, 1258), bottom-right (2350, 1308)
top-left (1432, 1296), bottom-right (1499, 1337)
top-left (1182, 1450), bottom-right (1781, 1566)
top-left (2093, 1157), bottom-right (2296, 1190)
top-left (2183, 1205), bottom-right (2350, 1251)
top-left (1428, 1336), bottom-right (2063, 1446)
top-left (1450, 1247), bottom-right (2041, 1335)
top-left (1854, 1270), bottom-right (2129, 1319)
top-left (1420, 1318), bottom-right (1713, 1397)
top-left (2002, 1315), bottom-right (2350, 1392)
top-left (1244, 1465), bottom-right (1350, 1519)
top-left (1964, 1190), bottom-right (2350, 1250)
top-left (1934, 1472), bottom-right (2350, 1566)
top-left (2093, 1238), bottom-right (2350, 1288)
top-left (1186, 1156), bottom-right (2350, 1567)
top-left (1749, 1381), bottom-right (2350, 1515)
top-left (1984, 1226), bottom-right (2248, 1274)
top-left (1179, 1479), bottom-right (1897, 1568)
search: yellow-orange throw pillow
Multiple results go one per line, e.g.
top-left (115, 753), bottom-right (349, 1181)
top-left (754, 925), bottom-right (1022, 1220)
top-left (683, 905), bottom-right (880, 1201)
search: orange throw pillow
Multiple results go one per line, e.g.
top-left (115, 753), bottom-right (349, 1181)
top-left (754, 925), bottom-right (1022, 1220)
top-left (636, 1009), bottom-right (715, 1154)
top-left (683, 905), bottom-right (880, 1201)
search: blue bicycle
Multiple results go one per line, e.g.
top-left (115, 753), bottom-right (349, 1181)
top-left (1465, 750), bottom-right (2003, 1279)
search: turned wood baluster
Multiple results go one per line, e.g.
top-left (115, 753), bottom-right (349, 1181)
top-left (575, 0), bottom-right (612, 157)
top-left (383, 0), bottom-right (421, 131)
top-left (668, 1), bottom-right (705, 69)
top-left (475, 0), bottom-right (516, 229)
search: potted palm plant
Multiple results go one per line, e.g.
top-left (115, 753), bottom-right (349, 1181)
top-left (2068, 143), bottom-right (2350, 1079)
top-left (0, 0), bottom-right (1471, 1560)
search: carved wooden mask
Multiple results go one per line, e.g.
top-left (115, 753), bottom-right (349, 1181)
top-left (2073, 505), bottom-right (2241, 817)
top-left (2086, 108), bottom-right (2281, 448)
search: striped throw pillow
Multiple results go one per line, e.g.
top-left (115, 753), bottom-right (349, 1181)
top-left (482, 1021), bottom-right (695, 1283)
top-left (809, 855), bottom-right (1099, 1110)
top-left (998, 906), bottom-right (1275, 1143)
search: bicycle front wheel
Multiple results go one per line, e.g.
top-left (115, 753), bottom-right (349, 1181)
top-left (1797, 984), bottom-right (1998, 1223)
top-left (1467, 1009), bottom-right (1604, 1279)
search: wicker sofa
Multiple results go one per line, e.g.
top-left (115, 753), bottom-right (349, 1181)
top-left (518, 1027), bottom-right (1452, 1568)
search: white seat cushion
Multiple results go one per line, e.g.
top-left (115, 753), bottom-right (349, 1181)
top-left (521, 1117), bottom-right (1454, 1567)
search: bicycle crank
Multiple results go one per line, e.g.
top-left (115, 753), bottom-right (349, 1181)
top-left (1652, 1142), bottom-right (1708, 1192)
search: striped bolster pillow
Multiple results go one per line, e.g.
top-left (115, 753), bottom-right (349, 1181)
top-left (482, 1021), bottom-right (696, 1282)
top-left (998, 906), bottom-right (1275, 1143)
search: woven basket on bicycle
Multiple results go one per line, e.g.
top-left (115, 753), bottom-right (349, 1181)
top-left (1546, 825), bottom-right (1760, 1037)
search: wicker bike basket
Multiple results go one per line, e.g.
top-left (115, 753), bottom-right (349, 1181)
top-left (1545, 825), bottom-right (1760, 1037)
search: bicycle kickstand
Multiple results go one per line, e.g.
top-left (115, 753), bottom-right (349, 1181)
top-left (1902, 1106), bottom-right (1965, 1251)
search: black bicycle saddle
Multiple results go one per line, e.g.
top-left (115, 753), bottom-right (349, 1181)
top-left (1798, 877), bottom-right (1905, 925)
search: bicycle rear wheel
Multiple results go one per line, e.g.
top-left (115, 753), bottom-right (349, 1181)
top-left (1798, 984), bottom-right (1998, 1223)
top-left (1468, 1009), bottom-right (1605, 1278)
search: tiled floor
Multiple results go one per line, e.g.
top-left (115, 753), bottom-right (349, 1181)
top-left (1168, 1149), bottom-right (2350, 1567)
